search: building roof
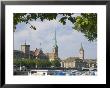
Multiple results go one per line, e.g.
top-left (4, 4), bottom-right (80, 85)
top-left (62, 57), bottom-right (80, 62)
top-left (34, 48), bottom-right (44, 56)
top-left (84, 59), bottom-right (97, 63)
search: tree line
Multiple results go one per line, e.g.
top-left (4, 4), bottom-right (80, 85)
top-left (14, 58), bottom-right (61, 69)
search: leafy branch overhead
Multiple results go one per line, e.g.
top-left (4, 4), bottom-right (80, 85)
top-left (13, 13), bottom-right (97, 41)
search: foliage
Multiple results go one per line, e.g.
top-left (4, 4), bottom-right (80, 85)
top-left (35, 59), bottom-right (51, 68)
top-left (13, 58), bottom-right (36, 68)
top-left (13, 13), bottom-right (97, 41)
top-left (74, 13), bottom-right (97, 41)
top-left (13, 58), bottom-right (52, 68)
top-left (51, 60), bottom-right (61, 67)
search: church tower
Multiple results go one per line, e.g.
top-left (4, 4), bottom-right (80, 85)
top-left (79, 43), bottom-right (84, 60)
top-left (21, 41), bottom-right (30, 58)
top-left (52, 29), bottom-right (58, 59)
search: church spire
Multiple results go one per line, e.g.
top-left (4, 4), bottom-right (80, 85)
top-left (80, 43), bottom-right (84, 51)
top-left (52, 28), bottom-right (58, 60)
top-left (54, 28), bottom-right (57, 47)
top-left (79, 43), bottom-right (84, 60)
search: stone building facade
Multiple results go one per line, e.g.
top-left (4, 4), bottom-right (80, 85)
top-left (61, 57), bottom-right (85, 70)
top-left (33, 29), bottom-right (59, 61)
top-left (21, 42), bottom-right (30, 58)
top-left (45, 44), bottom-right (59, 61)
top-left (14, 29), bottom-right (96, 70)
top-left (33, 48), bottom-right (47, 59)
top-left (14, 42), bottom-right (34, 59)
top-left (83, 59), bottom-right (97, 68)
top-left (61, 44), bottom-right (97, 70)
top-left (14, 40), bottom-right (59, 61)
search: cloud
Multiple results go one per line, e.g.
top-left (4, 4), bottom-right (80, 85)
top-left (14, 16), bottom-right (97, 59)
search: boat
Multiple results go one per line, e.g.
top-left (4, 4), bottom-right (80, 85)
top-left (30, 70), bottom-right (48, 76)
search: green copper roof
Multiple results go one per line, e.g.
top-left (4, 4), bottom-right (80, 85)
top-left (80, 43), bottom-right (84, 51)
top-left (54, 29), bottom-right (58, 47)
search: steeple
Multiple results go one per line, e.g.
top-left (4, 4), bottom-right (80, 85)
top-left (79, 43), bottom-right (84, 60)
top-left (52, 28), bottom-right (58, 60)
top-left (80, 43), bottom-right (84, 51)
top-left (54, 28), bottom-right (57, 47)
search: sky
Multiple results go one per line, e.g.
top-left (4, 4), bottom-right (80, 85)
top-left (14, 14), bottom-right (97, 60)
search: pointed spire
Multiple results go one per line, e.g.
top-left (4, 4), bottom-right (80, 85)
top-left (81, 43), bottom-right (83, 48)
top-left (54, 28), bottom-right (57, 46)
top-left (80, 43), bottom-right (84, 51)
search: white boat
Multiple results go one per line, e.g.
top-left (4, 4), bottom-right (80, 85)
top-left (30, 70), bottom-right (48, 76)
